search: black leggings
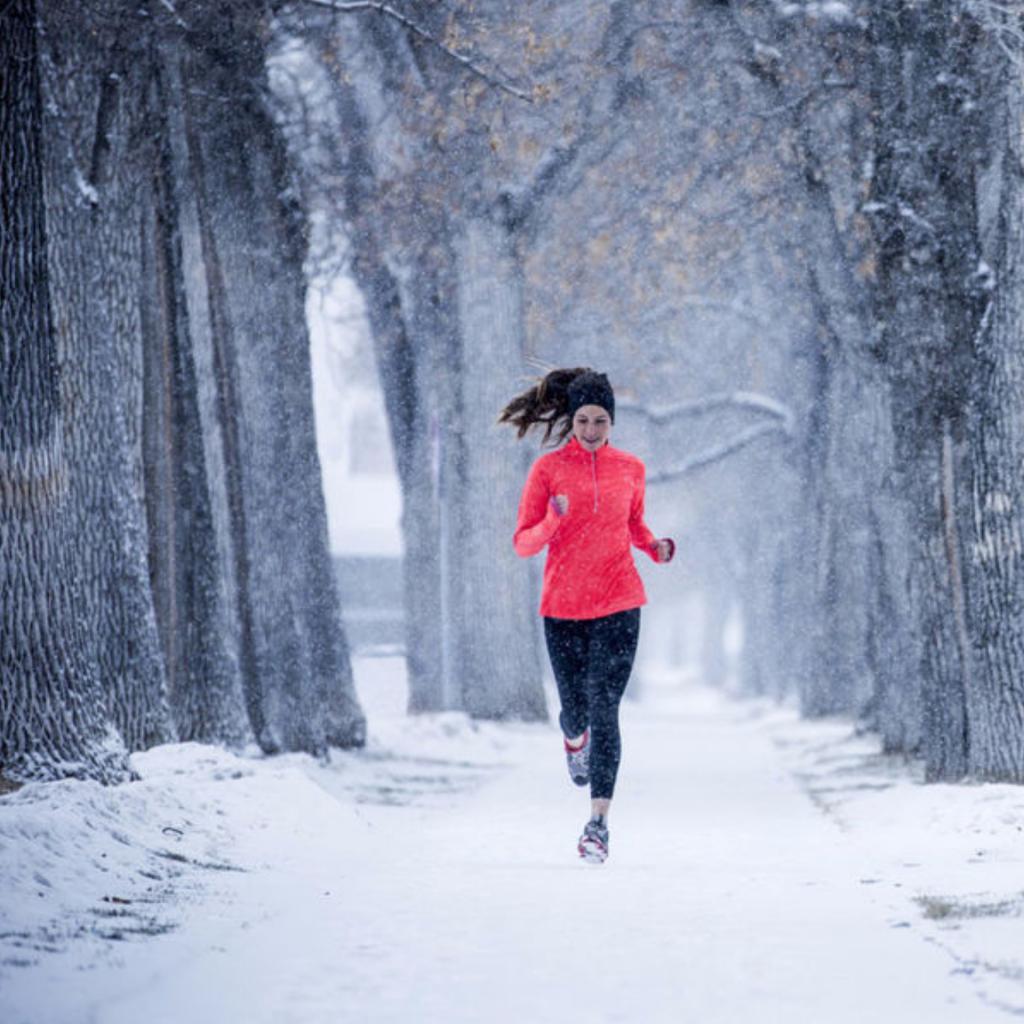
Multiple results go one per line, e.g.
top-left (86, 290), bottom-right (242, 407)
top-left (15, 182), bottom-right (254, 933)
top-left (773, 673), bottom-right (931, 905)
top-left (543, 608), bottom-right (641, 800)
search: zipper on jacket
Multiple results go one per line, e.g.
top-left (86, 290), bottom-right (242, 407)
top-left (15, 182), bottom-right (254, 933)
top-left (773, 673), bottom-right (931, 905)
top-left (591, 451), bottom-right (599, 511)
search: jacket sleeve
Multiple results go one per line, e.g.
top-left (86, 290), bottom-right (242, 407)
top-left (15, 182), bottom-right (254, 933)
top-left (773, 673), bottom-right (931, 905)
top-left (513, 459), bottom-right (562, 557)
top-left (629, 464), bottom-right (660, 562)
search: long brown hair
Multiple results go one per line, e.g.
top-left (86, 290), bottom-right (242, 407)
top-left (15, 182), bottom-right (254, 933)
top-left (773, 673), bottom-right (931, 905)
top-left (498, 367), bottom-right (593, 445)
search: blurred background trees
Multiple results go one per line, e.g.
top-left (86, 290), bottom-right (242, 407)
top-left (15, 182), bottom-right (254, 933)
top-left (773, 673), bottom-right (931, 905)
top-left (3, 0), bottom-right (1023, 784)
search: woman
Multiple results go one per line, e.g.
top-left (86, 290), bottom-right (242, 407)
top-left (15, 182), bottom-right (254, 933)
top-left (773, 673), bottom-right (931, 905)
top-left (500, 368), bottom-right (674, 863)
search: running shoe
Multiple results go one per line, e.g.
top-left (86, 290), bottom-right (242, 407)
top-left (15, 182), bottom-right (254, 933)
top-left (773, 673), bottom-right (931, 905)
top-left (578, 816), bottom-right (609, 864)
top-left (564, 729), bottom-right (590, 787)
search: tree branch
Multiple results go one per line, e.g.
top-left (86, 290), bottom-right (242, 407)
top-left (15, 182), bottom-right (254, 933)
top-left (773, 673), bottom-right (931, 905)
top-left (297, 0), bottom-right (533, 101)
top-left (967, 0), bottom-right (1024, 67)
top-left (620, 390), bottom-right (796, 431)
top-left (648, 420), bottom-right (791, 484)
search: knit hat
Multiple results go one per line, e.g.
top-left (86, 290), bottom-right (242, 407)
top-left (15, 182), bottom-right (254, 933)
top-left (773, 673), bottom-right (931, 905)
top-left (567, 371), bottom-right (615, 423)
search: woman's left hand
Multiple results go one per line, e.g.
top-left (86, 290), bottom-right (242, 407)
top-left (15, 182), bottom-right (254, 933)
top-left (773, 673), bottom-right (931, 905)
top-left (655, 538), bottom-right (675, 564)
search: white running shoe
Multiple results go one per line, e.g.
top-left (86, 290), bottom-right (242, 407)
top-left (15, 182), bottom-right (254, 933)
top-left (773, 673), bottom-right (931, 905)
top-left (564, 729), bottom-right (590, 787)
top-left (578, 816), bottom-right (609, 863)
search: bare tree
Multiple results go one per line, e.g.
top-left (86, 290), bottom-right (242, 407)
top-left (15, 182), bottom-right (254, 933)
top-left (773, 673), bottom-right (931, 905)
top-left (1, 0), bottom-right (365, 783)
top-left (148, 1), bottom-right (366, 751)
top-left (1, 0), bottom-right (133, 782)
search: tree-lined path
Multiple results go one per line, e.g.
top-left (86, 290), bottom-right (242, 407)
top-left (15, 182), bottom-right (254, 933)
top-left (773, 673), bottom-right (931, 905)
top-left (5, 668), bottom-right (1010, 1024)
top-left (6, 7), bottom-right (1024, 1015)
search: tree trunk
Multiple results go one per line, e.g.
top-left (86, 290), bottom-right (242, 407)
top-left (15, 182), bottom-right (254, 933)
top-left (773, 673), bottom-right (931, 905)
top-left (869, 2), bottom-right (983, 780)
top-left (453, 213), bottom-right (546, 720)
top-left (801, 349), bottom-right (880, 717)
top-left (139, 50), bottom-right (250, 744)
top-left (171, 23), bottom-right (364, 751)
top-left (189, 36), bottom-right (364, 749)
top-left (359, 255), bottom-right (447, 713)
top-left (721, 3), bottom-right (918, 727)
top-left (39, 1), bottom-right (173, 754)
top-left (312, 37), bottom-right (449, 713)
top-left (0, 0), bottom-right (129, 782)
top-left (405, 230), bottom-right (465, 711)
top-left (965, 54), bottom-right (1024, 781)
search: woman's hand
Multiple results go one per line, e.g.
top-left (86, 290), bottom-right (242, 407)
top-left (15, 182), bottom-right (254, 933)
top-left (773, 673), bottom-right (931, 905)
top-left (550, 494), bottom-right (569, 517)
top-left (655, 538), bottom-right (675, 564)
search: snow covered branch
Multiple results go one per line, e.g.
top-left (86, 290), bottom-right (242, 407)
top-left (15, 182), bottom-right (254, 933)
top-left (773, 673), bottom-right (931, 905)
top-left (647, 419), bottom-right (791, 484)
top-left (967, 0), bottom-right (1024, 66)
top-left (622, 390), bottom-right (795, 482)
top-left (771, 1), bottom-right (863, 28)
top-left (512, 2), bottom-right (664, 228)
top-left (620, 390), bottom-right (796, 432)
top-left (297, 0), bottom-right (533, 101)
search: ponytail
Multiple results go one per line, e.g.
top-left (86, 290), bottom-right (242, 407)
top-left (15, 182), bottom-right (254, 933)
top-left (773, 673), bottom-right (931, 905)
top-left (498, 367), bottom-right (593, 445)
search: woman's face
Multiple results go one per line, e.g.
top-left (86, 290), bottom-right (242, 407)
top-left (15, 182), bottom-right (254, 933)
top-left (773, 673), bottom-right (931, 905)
top-left (572, 404), bottom-right (612, 451)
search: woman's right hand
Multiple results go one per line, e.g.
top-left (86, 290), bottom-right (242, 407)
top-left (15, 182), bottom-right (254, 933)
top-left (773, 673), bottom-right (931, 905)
top-left (550, 494), bottom-right (569, 517)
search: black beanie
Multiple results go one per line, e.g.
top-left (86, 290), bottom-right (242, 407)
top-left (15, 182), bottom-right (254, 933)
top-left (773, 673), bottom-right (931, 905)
top-left (567, 371), bottom-right (615, 423)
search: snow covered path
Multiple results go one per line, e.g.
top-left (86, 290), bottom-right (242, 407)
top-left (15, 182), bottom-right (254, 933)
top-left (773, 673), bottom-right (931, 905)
top-left (2, 662), bottom-right (1021, 1023)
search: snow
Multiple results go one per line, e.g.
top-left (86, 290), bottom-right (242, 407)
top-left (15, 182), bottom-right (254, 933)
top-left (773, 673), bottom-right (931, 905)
top-left (73, 169), bottom-right (100, 207)
top-left (2, 659), bottom-right (1023, 1022)
top-left (775, 0), bottom-right (857, 23)
top-left (306, 268), bottom-right (403, 557)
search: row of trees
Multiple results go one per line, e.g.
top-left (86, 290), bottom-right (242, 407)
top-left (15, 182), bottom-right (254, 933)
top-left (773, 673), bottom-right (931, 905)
top-left (4, 0), bottom-right (1024, 786)
top-left (276, 0), bottom-right (1024, 781)
top-left (275, 0), bottom-right (790, 722)
top-left (727, 0), bottom-right (1024, 781)
top-left (1, 0), bottom-right (364, 784)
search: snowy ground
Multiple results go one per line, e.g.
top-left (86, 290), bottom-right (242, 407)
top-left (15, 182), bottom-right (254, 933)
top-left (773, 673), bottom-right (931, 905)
top-left (2, 659), bottom-right (1023, 1024)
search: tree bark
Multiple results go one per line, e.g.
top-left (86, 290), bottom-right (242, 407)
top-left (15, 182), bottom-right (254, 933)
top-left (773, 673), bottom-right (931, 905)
top-left (311, 34), bottom-right (450, 713)
top-left (966, 50), bottom-right (1024, 781)
top-left (139, 51), bottom-right (250, 744)
top-left (39, 0), bottom-right (173, 754)
top-left (404, 227), bottom-right (464, 711)
top-left (869, 2), bottom-right (982, 779)
top-left (453, 213), bottom-right (546, 720)
top-left (0, 0), bottom-right (130, 782)
top-left (171, 19), bottom-right (365, 751)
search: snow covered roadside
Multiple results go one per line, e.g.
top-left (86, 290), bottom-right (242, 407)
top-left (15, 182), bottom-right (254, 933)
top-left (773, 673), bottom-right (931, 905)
top-left (0, 657), bottom-right (520, 1023)
top-left (2, 659), bottom-right (1023, 1023)
top-left (0, 736), bottom-right (273, 971)
top-left (754, 704), bottom-right (1024, 1017)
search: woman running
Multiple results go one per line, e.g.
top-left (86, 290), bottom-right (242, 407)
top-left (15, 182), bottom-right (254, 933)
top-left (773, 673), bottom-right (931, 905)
top-left (500, 368), bottom-right (674, 863)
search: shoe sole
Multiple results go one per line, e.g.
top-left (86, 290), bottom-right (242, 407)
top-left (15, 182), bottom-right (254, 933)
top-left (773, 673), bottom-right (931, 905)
top-left (578, 838), bottom-right (608, 864)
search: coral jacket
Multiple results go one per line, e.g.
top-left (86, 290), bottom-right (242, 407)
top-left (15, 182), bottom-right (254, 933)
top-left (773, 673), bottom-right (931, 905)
top-left (513, 437), bottom-right (660, 620)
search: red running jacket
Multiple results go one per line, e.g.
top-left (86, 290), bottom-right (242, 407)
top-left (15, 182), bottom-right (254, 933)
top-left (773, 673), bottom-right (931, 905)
top-left (513, 437), bottom-right (660, 620)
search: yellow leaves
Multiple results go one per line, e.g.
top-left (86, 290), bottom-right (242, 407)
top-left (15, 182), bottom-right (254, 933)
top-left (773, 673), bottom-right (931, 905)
top-left (740, 162), bottom-right (771, 192)
top-left (643, 205), bottom-right (675, 248)
top-left (460, 78), bottom-right (488, 112)
top-left (518, 137), bottom-right (540, 160)
top-left (588, 233), bottom-right (613, 262)
top-left (665, 262), bottom-right (692, 290)
top-left (855, 253), bottom-right (877, 283)
top-left (850, 212), bottom-right (872, 244)
top-left (653, 225), bottom-right (674, 247)
top-left (663, 171), bottom-right (698, 207)
top-left (521, 26), bottom-right (554, 61)
top-left (442, 14), bottom-right (466, 56)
